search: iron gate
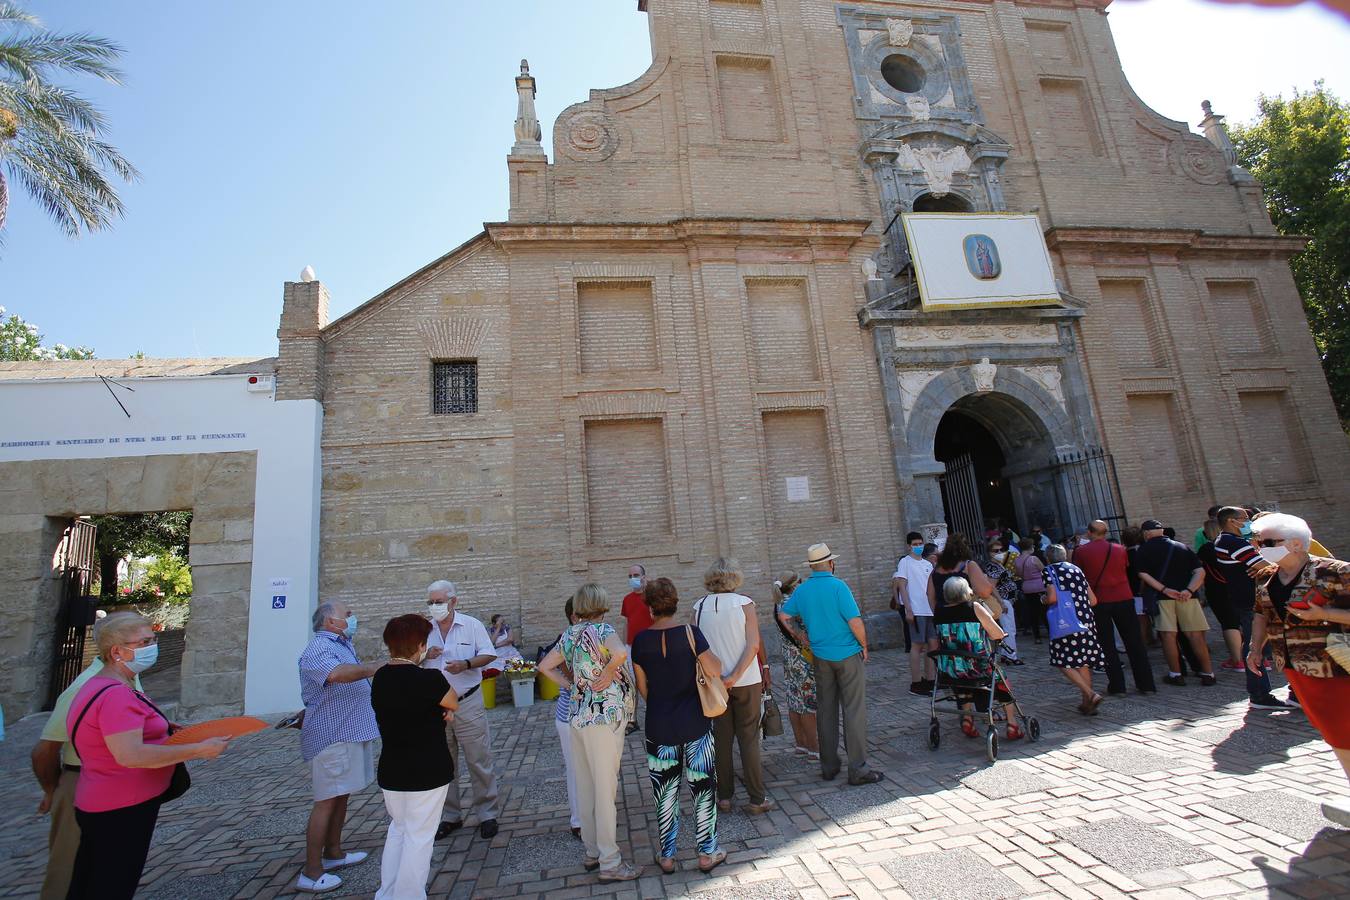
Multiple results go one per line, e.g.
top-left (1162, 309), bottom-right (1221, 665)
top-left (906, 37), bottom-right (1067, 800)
top-left (1048, 447), bottom-right (1126, 540)
top-left (47, 519), bottom-right (97, 708)
top-left (940, 452), bottom-right (986, 544)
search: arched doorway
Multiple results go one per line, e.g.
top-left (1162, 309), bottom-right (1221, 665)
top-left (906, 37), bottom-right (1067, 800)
top-left (932, 390), bottom-right (1056, 543)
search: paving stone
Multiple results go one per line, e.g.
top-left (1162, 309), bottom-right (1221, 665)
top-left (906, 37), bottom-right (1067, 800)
top-left (502, 831), bottom-right (589, 876)
top-left (233, 806), bottom-right (313, 840)
top-left (141, 865), bottom-right (261, 900)
top-left (1070, 745), bottom-right (1177, 776)
top-left (883, 847), bottom-right (1024, 899)
top-left (1058, 818), bottom-right (1214, 875)
top-left (688, 876), bottom-right (802, 898)
top-left (961, 764), bottom-right (1055, 799)
top-left (812, 782), bottom-right (913, 826)
top-left (1207, 790), bottom-right (1343, 842)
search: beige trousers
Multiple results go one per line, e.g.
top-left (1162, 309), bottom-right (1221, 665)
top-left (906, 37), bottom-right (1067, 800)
top-left (443, 690), bottom-right (500, 823)
top-left (40, 768), bottom-right (80, 900)
top-left (569, 719), bottom-right (627, 870)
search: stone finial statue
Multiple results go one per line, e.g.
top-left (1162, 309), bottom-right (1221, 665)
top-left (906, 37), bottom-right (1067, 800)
top-left (862, 257), bottom-right (881, 282)
top-left (972, 357), bottom-right (997, 392)
top-left (905, 96), bottom-right (931, 121)
top-left (512, 58), bottom-right (544, 156)
top-left (1199, 99), bottom-right (1239, 169)
top-left (299, 265), bottom-right (316, 283)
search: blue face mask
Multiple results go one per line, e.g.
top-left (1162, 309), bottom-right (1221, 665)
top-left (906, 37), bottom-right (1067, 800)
top-left (1239, 522), bottom-right (1253, 538)
top-left (628, 577), bottom-right (643, 590)
top-left (123, 643), bottom-right (159, 674)
top-left (910, 545), bottom-right (923, 557)
top-left (344, 615), bottom-right (358, 639)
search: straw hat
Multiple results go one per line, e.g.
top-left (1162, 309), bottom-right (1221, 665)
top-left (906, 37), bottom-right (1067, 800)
top-left (804, 543), bottom-right (840, 565)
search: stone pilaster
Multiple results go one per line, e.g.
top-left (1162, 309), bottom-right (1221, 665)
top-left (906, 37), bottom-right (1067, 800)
top-left (276, 279), bottom-right (329, 402)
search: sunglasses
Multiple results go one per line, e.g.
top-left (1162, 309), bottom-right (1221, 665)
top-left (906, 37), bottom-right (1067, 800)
top-left (1259, 538), bottom-right (1285, 547)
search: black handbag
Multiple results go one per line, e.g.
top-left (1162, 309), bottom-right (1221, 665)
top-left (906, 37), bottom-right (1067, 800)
top-left (132, 690), bottom-right (192, 804)
top-left (761, 691), bottom-right (783, 738)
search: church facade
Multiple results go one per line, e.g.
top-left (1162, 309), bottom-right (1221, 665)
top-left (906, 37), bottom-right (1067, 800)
top-left (279, 0), bottom-right (1350, 642)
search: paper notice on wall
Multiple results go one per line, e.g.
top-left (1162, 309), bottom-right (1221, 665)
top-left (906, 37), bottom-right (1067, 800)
top-left (270, 577), bottom-right (290, 610)
top-left (785, 476), bottom-right (811, 502)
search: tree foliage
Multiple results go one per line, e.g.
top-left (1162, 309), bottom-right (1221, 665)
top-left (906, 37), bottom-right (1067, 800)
top-left (1230, 83), bottom-right (1350, 425)
top-left (92, 511), bottom-right (191, 598)
top-left (0, 304), bottom-right (94, 359)
top-left (0, 2), bottom-right (138, 240)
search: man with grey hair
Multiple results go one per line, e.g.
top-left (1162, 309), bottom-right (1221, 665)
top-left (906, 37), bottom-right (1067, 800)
top-left (295, 600), bottom-right (380, 893)
top-left (423, 580), bottom-right (501, 840)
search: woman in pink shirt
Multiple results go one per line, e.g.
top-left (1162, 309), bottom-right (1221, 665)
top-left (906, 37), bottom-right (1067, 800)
top-left (65, 612), bottom-right (230, 899)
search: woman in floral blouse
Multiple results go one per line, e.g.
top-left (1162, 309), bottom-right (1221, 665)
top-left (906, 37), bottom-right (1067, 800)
top-left (1247, 513), bottom-right (1350, 824)
top-left (539, 584), bottom-right (640, 882)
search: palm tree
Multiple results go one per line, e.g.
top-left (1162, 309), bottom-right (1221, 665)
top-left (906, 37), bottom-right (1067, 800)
top-left (0, 2), bottom-right (137, 238)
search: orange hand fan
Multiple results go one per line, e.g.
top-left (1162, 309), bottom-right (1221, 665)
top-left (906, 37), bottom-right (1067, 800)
top-left (164, 716), bottom-right (269, 745)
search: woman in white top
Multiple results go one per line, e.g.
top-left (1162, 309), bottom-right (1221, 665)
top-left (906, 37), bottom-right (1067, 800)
top-left (691, 558), bottom-right (772, 815)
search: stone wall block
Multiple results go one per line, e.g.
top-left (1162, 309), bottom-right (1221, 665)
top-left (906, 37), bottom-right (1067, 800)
top-left (188, 540), bottom-right (254, 567)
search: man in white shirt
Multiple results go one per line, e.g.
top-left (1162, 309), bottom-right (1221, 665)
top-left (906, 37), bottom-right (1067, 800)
top-left (892, 531), bottom-right (936, 696)
top-left (423, 580), bottom-right (501, 840)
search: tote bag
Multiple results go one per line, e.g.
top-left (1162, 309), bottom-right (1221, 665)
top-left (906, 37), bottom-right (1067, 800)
top-left (686, 626), bottom-right (729, 717)
top-left (1045, 565), bottom-right (1088, 641)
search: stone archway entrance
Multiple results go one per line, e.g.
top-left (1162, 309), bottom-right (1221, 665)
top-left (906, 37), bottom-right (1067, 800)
top-left (932, 390), bottom-right (1059, 541)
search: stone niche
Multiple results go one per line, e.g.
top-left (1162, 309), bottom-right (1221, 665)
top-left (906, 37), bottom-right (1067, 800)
top-left (0, 451), bottom-right (258, 721)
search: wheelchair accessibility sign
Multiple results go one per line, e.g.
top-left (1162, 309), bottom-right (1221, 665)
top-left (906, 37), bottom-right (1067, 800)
top-left (269, 577), bottom-right (290, 610)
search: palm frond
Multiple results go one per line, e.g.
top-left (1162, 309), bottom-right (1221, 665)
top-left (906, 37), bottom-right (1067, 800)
top-left (0, 34), bottom-right (126, 83)
top-left (0, 2), bottom-right (39, 27)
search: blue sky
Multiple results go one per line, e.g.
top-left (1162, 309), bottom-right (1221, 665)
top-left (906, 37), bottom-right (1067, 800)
top-left (4, 1), bottom-right (1348, 360)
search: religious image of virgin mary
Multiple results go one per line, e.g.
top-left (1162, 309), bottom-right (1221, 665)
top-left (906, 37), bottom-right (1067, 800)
top-left (963, 234), bottom-right (1001, 280)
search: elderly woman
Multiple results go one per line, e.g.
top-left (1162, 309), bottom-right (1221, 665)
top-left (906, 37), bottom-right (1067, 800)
top-left (539, 584), bottom-right (640, 882)
top-left (631, 577), bottom-right (727, 875)
top-left (935, 576), bottom-right (1025, 740)
top-left (64, 612), bottom-right (230, 900)
top-left (370, 614), bottom-right (458, 900)
top-left (1247, 513), bottom-right (1350, 823)
top-left (487, 614), bottom-right (524, 672)
top-left (773, 573), bottom-right (819, 758)
top-left (691, 557), bottom-right (770, 815)
top-left (1014, 537), bottom-right (1047, 642)
top-left (1043, 544), bottom-right (1107, 715)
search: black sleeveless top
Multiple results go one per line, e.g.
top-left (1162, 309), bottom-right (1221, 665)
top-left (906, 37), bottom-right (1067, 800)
top-left (931, 562), bottom-right (976, 612)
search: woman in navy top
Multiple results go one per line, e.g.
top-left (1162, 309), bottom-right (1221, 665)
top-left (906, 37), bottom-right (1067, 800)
top-left (631, 577), bottom-right (727, 875)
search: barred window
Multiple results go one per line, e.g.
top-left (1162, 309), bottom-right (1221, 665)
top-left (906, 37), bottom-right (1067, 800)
top-left (432, 361), bottom-right (478, 415)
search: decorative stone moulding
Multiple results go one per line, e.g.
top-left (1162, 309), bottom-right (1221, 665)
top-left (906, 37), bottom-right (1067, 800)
top-left (418, 317), bottom-right (490, 359)
top-left (1176, 139), bottom-right (1227, 185)
top-left (560, 109), bottom-right (620, 162)
top-left (886, 18), bottom-right (914, 46)
top-left (894, 142), bottom-right (971, 197)
top-left (1018, 365), bottom-right (1066, 407)
top-left (894, 325), bottom-right (1059, 348)
top-left (896, 368), bottom-right (945, 418)
top-left (905, 96), bottom-right (931, 121)
top-left (971, 358), bottom-right (997, 392)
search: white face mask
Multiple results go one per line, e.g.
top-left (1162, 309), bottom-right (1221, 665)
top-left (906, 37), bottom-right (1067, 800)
top-left (427, 603), bottom-right (450, 622)
top-left (1258, 545), bottom-right (1290, 565)
top-left (992, 552), bottom-right (1007, 563)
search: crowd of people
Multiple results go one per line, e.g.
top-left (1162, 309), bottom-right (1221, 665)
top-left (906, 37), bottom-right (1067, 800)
top-left (25, 507), bottom-right (1350, 899)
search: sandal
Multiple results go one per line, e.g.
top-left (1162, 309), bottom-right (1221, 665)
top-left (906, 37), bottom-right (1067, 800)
top-left (960, 717), bottom-right (979, 739)
top-left (656, 857), bottom-right (677, 875)
top-left (698, 850), bottom-right (728, 874)
top-left (1088, 694), bottom-right (1103, 714)
top-left (583, 857), bottom-right (600, 872)
top-left (1006, 723), bottom-right (1025, 741)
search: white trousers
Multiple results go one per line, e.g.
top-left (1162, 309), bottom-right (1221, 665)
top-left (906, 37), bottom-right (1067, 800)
top-left (375, 783), bottom-right (449, 900)
top-left (570, 719), bottom-right (627, 870)
top-left (555, 718), bottom-right (582, 829)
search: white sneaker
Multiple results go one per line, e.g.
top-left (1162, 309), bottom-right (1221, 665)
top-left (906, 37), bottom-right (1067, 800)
top-left (322, 851), bottom-right (368, 870)
top-left (296, 872), bottom-right (342, 893)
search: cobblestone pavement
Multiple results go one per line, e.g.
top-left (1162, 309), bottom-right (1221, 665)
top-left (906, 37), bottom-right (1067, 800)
top-left (3, 642), bottom-right (1348, 899)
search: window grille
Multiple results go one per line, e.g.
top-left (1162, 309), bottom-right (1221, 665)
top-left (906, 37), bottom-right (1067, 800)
top-left (432, 361), bottom-right (478, 415)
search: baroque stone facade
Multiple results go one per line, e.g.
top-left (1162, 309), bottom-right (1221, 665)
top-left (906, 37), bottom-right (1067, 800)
top-left (278, 0), bottom-right (1350, 652)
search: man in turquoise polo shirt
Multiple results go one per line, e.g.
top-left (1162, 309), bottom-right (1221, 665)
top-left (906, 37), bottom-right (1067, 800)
top-left (781, 542), bottom-right (883, 785)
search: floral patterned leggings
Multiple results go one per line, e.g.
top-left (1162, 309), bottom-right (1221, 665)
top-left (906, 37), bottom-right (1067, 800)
top-left (646, 730), bottom-right (719, 859)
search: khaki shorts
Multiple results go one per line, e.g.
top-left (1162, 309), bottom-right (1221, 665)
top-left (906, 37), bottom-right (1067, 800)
top-left (311, 740), bottom-right (375, 801)
top-left (1156, 597), bottom-right (1209, 633)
